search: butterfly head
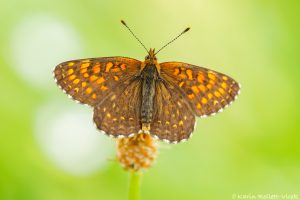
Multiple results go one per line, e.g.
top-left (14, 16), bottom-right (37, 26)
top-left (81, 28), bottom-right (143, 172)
top-left (145, 48), bottom-right (157, 64)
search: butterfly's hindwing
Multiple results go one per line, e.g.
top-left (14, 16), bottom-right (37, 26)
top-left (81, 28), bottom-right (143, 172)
top-left (93, 78), bottom-right (142, 137)
top-left (150, 79), bottom-right (195, 143)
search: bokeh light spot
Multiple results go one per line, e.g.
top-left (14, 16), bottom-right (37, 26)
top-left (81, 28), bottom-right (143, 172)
top-left (35, 101), bottom-right (114, 176)
top-left (10, 14), bottom-right (82, 88)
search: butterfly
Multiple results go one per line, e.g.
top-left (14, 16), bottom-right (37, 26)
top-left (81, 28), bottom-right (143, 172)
top-left (53, 21), bottom-right (240, 144)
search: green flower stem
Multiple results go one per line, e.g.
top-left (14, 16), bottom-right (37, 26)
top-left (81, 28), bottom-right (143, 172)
top-left (128, 171), bottom-right (142, 200)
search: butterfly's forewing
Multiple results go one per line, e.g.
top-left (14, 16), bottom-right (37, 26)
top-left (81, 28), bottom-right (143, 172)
top-left (93, 78), bottom-right (142, 137)
top-left (150, 80), bottom-right (195, 143)
top-left (53, 57), bottom-right (141, 106)
top-left (160, 62), bottom-right (240, 117)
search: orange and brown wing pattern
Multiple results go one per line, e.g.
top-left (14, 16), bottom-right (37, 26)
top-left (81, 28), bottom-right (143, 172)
top-left (93, 78), bottom-right (142, 137)
top-left (53, 57), bottom-right (142, 106)
top-left (150, 80), bottom-right (195, 143)
top-left (160, 62), bottom-right (240, 117)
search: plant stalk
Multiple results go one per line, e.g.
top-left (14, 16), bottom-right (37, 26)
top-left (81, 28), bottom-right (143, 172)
top-left (128, 171), bottom-right (141, 200)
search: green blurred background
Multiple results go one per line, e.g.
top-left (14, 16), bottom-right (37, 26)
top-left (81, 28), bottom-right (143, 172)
top-left (1, 0), bottom-right (299, 199)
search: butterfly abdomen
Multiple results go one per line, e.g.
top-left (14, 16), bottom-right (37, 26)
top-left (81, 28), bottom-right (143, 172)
top-left (140, 64), bottom-right (159, 130)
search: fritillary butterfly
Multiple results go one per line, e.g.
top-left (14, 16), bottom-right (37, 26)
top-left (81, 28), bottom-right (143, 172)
top-left (53, 21), bottom-right (240, 143)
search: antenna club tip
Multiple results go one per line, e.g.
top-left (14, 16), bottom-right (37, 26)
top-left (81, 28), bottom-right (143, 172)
top-left (121, 20), bottom-right (126, 26)
top-left (184, 27), bottom-right (191, 33)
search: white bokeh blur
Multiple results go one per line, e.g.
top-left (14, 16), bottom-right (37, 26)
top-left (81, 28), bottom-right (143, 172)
top-left (10, 14), bottom-right (82, 88)
top-left (35, 101), bottom-right (114, 176)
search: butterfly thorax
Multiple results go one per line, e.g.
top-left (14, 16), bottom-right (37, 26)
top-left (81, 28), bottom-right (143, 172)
top-left (140, 48), bottom-right (160, 133)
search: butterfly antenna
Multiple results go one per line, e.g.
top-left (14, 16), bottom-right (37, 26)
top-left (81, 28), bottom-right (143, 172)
top-left (121, 20), bottom-right (148, 53)
top-left (155, 27), bottom-right (190, 55)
